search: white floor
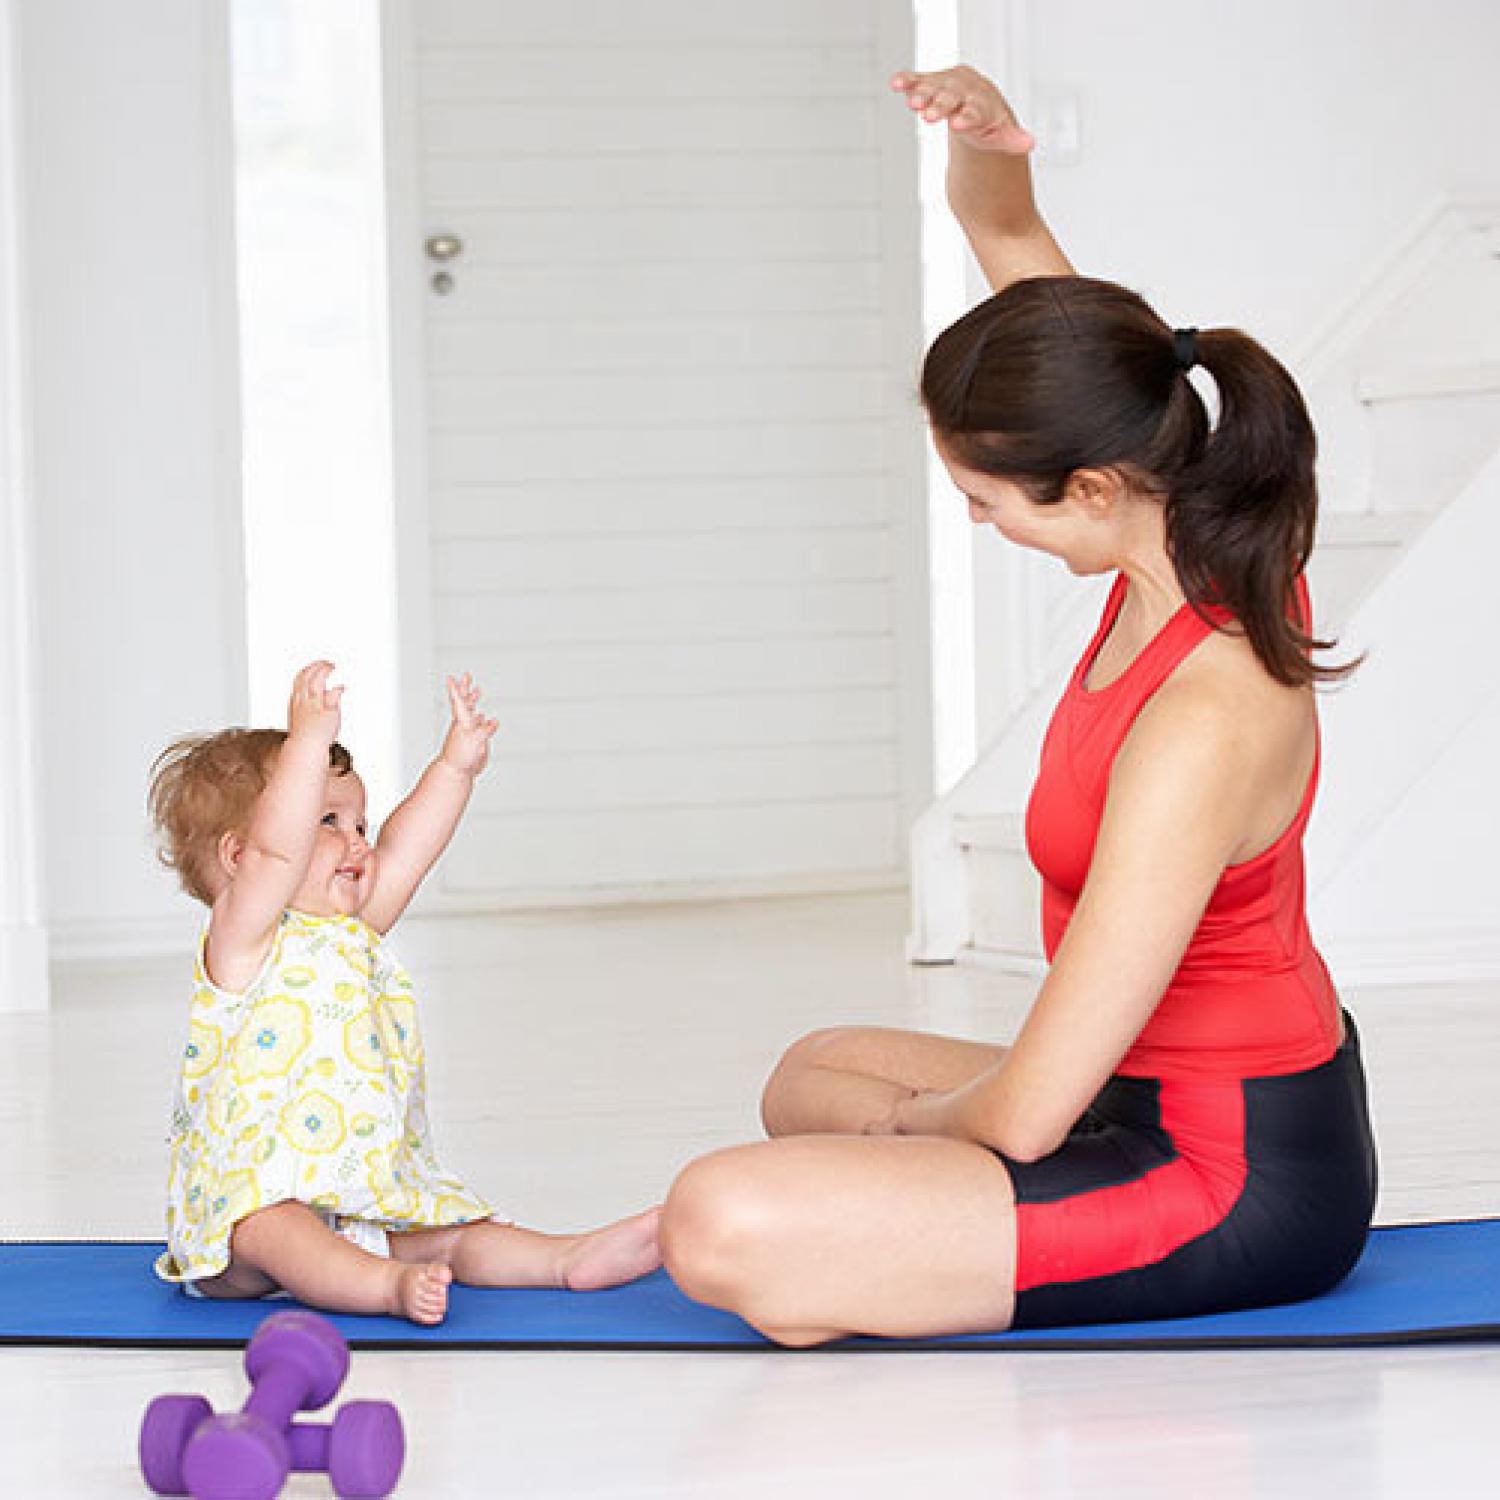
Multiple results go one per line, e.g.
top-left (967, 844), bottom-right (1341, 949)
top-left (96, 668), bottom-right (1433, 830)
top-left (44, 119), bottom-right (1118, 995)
top-left (5, 891), bottom-right (1500, 1497)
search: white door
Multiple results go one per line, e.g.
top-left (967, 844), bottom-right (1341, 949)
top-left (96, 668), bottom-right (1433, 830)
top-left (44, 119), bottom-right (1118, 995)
top-left (385, 0), bottom-right (931, 908)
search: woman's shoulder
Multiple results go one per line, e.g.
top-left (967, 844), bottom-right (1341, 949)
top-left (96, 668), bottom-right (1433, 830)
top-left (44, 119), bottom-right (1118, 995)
top-left (1150, 623), bottom-right (1310, 744)
top-left (1121, 623), bottom-right (1315, 836)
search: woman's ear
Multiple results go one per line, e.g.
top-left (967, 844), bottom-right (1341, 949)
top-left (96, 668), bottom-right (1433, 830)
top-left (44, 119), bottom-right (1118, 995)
top-left (1063, 467), bottom-right (1127, 517)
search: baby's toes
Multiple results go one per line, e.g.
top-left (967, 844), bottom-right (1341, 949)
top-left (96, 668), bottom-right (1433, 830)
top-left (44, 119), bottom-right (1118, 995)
top-left (400, 1262), bottom-right (452, 1325)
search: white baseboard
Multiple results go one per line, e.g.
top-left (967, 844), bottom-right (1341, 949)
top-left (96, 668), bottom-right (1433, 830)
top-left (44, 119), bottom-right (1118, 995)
top-left (49, 912), bottom-right (199, 965)
top-left (1320, 930), bottom-right (1500, 990)
top-left (48, 878), bottom-right (909, 967)
top-left (956, 932), bottom-right (1500, 993)
top-left (0, 923), bottom-right (48, 1010)
top-left (416, 869), bottom-right (907, 920)
top-left (956, 943), bottom-right (1048, 980)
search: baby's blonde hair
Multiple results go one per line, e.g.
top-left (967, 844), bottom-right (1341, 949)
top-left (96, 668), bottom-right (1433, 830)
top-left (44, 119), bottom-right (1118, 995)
top-left (148, 729), bottom-right (354, 905)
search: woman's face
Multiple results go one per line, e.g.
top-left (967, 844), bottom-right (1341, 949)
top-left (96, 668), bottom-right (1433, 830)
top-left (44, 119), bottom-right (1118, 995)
top-left (938, 445), bottom-right (1074, 557)
top-left (936, 438), bottom-right (1134, 576)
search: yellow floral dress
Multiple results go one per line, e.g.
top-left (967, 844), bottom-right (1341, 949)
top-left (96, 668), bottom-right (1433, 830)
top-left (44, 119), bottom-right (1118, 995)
top-left (157, 909), bottom-right (491, 1284)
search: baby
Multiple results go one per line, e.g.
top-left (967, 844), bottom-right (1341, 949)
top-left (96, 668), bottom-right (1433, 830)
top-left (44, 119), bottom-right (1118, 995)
top-left (150, 661), bottom-right (661, 1323)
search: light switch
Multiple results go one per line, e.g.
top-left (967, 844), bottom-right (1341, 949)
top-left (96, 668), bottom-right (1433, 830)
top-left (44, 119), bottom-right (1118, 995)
top-left (1033, 90), bottom-right (1081, 164)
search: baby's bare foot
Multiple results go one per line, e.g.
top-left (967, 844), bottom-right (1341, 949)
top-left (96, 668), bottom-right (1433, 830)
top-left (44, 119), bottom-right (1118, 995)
top-left (559, 1207), bottom-right (663, 1292)
top-left (391, 1261), bottom-right (452, 1324)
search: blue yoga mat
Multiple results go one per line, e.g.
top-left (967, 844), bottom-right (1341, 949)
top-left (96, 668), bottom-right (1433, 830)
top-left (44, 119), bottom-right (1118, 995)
top-left (2, 1221), bottom-right (1496, 1350)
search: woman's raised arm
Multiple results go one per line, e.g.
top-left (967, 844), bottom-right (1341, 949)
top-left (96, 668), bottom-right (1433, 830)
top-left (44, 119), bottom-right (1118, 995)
top-left (892, 65), bottom-right (1074, 293)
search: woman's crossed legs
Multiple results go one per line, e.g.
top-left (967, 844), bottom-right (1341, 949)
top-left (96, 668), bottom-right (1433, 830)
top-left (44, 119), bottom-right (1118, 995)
top-left (664, 1024), bottom-right (1019, 1346)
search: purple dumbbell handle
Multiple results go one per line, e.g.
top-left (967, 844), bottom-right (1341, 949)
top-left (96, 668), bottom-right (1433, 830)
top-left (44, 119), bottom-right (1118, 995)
top-left (287, 1422), bottom-right (330, 1471)
top-left (243, 1359), bottom-right (316, 1433)
top-left (291, 1405), bottom-right (406, 1497)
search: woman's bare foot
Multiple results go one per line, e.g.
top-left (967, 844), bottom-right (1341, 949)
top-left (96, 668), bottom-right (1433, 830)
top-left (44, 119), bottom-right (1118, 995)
top-left (390, 1261), bottom-right (452, 1324)
top-left (557, 1207), bottom-right (663, 1292)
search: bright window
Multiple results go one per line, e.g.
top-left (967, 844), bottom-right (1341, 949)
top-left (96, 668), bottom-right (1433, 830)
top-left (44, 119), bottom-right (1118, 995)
top-left (229, 0), bottom-right (399, 811)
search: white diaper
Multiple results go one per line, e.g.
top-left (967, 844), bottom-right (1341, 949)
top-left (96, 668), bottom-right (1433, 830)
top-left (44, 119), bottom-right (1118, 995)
top-left (326, 1213), bottom-right (390, 1259)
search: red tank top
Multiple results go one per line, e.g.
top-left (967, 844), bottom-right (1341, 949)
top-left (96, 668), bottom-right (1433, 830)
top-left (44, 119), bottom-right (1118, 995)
top-left (1024, 573), bottom-right (1341, 1080)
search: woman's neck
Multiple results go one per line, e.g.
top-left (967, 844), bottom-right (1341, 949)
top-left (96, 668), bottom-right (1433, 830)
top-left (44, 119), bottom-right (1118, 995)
top-left (1111, 506), bottom-right (1185, 633)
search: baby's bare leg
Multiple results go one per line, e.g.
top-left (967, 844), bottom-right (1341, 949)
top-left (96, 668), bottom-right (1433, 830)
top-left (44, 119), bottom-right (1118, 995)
top-left (393, 1208), bottom-right (662, 1292)
top-left (211, 1200), bottom-right (452, 1325)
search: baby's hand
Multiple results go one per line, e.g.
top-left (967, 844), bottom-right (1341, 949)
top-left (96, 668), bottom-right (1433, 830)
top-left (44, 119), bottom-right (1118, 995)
top-left (440, 673), bottom-right (499, 777)
top-left (891, 66), bottom-right (1035, 155)
top-left (287, 660), bottom-right (343, 747)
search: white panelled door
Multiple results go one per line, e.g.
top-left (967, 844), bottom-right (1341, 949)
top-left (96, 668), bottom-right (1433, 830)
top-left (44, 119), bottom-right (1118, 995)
top-left (387, 0), bottom-right (929, 907)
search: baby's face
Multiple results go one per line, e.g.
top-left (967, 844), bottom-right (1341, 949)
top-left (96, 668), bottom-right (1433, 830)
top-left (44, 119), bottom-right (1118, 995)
top-left (289, 771), bottom-right (376, 920)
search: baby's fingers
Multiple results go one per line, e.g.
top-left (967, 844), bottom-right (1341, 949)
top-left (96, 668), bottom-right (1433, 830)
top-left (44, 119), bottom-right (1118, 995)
top-left (446, 672), bottom-right (484, 720)
top-left (293, 659), bottom-right (334, 695)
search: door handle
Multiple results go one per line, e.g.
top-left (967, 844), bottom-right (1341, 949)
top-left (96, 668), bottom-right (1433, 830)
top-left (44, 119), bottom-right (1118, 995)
top-left (425, 233), bottom-right (464, 261)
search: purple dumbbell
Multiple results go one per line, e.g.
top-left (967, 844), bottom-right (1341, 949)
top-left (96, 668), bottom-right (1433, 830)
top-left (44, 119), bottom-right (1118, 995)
top-left (141, 1397), bottom-right (404, 1499)
top-left (139, 1310), bottom-right (404, 1499)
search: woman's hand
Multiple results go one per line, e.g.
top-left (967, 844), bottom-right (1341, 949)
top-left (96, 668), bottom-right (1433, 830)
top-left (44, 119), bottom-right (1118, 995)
top-left (895, 1088), bottom-right (965, 1138)
top-left (891, 66), bottom-right (1034, 155)
top-left (890, 63), bottom-right (1070, 294)
top-left (287, 660), bottom-right (343, 747)
top-left (439, 672), bottom-right (499, 777)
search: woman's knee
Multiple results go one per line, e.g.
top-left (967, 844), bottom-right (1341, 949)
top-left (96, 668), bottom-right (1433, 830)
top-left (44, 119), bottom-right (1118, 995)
top-left (759, 1026), bottom-right (863, 1131)
top-left (776, 1025), bottom-right (866, 1073)
top-left (660, 1149), bottom-right (779, 1309)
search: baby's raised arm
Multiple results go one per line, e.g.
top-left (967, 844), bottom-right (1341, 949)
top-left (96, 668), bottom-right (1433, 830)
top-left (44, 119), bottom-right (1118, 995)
top-left (362, 674), bottom-right (499, 934)
top-left (892, 65), bottom-right (1074, 293)
top-left (206, 661), bottom-right (344, 988)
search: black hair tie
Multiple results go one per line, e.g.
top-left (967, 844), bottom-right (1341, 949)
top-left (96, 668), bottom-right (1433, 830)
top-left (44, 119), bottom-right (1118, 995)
top-left (1173, 327), bottom-right (1200, 372)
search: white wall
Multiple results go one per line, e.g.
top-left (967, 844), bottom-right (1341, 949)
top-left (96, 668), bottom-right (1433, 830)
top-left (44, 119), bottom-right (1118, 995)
top-left (16, 0), bottom-right (247, 957)
top-left (1018, 0), bottom-right (1500, 347)
top-left (1310, 448), bottom-right (1500, 981)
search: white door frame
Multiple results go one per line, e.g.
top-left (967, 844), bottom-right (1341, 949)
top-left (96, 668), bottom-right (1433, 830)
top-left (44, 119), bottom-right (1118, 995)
top-left (0, 0), bottom-right (50, 1010)
top-left (379, 0), bottom-right (443, 793)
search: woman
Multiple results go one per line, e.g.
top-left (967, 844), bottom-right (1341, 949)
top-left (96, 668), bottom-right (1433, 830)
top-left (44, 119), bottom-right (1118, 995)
top-left (658, 66), bottom-right (1377, 1345)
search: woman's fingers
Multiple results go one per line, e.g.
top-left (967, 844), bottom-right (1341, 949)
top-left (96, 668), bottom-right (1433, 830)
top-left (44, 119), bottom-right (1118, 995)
top-left (890, 65), bottom-right (1034, 154)
top-left (925, 85), bottom-right (964, 121)
top-left (951, 99), bottom-right (984, 132)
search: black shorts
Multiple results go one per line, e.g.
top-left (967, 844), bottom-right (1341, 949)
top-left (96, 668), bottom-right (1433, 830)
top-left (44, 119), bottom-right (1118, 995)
top-left (998, 1013), bottom-right (1378, 1330)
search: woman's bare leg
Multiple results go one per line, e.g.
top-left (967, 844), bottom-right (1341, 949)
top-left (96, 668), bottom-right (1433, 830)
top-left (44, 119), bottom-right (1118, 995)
top-left (760, 1026), bottom-right (1008, 1136)
top-left (200, 1201), bottom-right (452, 1324)
top-left (661, 1135), bottom-right (1017, 1345)
top-left (393, 1207), bottom-right (662, 1292)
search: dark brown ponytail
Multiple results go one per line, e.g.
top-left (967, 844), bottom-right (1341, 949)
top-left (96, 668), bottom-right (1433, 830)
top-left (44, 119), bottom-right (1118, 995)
top-left (920, 276), bottom-right (1355, 687)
